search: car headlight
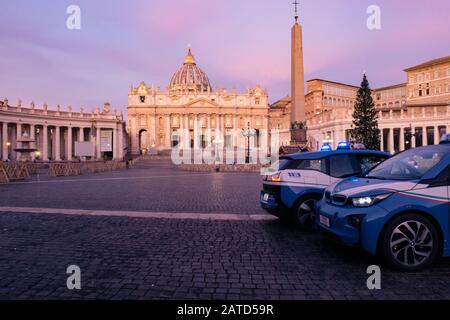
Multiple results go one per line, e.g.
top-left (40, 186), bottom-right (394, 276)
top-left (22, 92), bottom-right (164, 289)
top-left (351, 193), bottom-right (392, 207)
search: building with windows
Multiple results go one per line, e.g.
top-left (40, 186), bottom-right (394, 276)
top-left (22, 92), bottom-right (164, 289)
top-left (303, 56), bottom-right (450, 152)
top-left (0, 100), bottom-right (126, 161)
top-left (127, 49), bottom-right (270, 155)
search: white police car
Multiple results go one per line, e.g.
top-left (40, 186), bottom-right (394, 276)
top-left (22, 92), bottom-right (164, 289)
top-left (260, 143), bottom-right (390, 230)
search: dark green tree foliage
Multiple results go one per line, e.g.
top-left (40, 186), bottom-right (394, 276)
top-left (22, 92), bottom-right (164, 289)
top-left (350, 74), bottom-right (380, 150)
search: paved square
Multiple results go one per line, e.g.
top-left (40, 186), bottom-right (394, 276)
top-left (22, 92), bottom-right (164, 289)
top-left (0, 160), bottom-right (449, 300)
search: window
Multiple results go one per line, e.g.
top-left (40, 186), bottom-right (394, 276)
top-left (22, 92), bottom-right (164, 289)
top-left (255, 97), bottom-right (261, 105)
top-left (296, 159), bottom-right (327, 173)
top-left (426, 83), bottom-right (430, 95)
top-left (367, 149), bottom-right (445, 181)
top-left (200, 135), bottom-right (206, 149)
top-left (436, 86), bottom-right (441, 94)
top-left (254, 129), bottom-right (260, 148)
top-left (276, 158), bottom-right (326, 173)
top-left (171, 135), bottom-right (179, 148)
top-left (329, 155), bottom-right (359, 178)
top-left (357, 155), bottom-right (388, 175)
top-left (139, 96), bottom-right (146, 103)
top-left (225, 135), bottom-right (232, 148)
top-left (419, 84), bottom-right (423, 97)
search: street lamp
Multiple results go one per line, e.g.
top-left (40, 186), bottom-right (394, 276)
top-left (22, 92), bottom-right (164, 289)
top-left (241, 122), bottom-right (256, 164)
top-left (212, 138), bottom-right (223, 163)
top-left (6, 142), bottom-right (11, 160)
top-left (405, 124), bottom-right (418, 149)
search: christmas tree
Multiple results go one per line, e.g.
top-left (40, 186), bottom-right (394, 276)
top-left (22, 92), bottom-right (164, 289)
top-left (350, 74), bottom-right (380, 150)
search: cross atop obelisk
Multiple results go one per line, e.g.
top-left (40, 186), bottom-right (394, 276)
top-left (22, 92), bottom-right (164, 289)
top-left (293, 0), bottom-right (299, 22)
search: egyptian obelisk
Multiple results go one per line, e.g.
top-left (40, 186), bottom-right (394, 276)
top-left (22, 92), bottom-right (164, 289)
top-left (290, 1), bottom-right (306, 144)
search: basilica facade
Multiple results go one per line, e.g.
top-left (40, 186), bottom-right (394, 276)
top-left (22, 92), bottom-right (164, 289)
top-left (127, 49), bottom-right (270, 155)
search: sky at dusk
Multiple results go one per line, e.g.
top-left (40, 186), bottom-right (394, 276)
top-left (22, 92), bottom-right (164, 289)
top-left (1, 0), bottom-right (449, 114)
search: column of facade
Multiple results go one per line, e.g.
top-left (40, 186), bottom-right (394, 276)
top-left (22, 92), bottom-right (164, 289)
top-left (262, 116), bottom-right (269, 153)
top-left (165, 115), bottom-right (171, 148)
top-left (422, 126), bottom-right (427, 146)
top-left (2, 122), bottom-right (8, 161)
top-left (42, 125), bottom-right (49, 161)
top-left (206, 115), bottom-right (211, 147)
top-left (214, 114), bottom-right (219, 139)
top-left (66, 127), bottom-right (72, 161)
top-left (233, 115), bottom-right (238, 148)
top-left (434, 126), bottom-right (440, 145)
top-left (153, 115), bottom-right (158, 148)
top-left (130, 116), bottom-right (138, 154)
top-left (96, 127), bottom-right (101, 159)
top-left (193, 114), bottom-right (199, 150)
top-left (221, 115), bottom-right (226, 143)
top-left (411, 127), bottom-right (416, 148)
top-left (185, 114), bottom-right (190, 149)
top-left (388, 128), bottom-right (394, 154)
top-left (118, 125), bottom-right (124, 160)
top-left (380, 128), bottom-right (384, 152)
top-left (178, 114), bottom-right (184, 149)
top-left (399, 127), bottom-right (405, 152)
top-left (55, 126), bottom-right (61, 161)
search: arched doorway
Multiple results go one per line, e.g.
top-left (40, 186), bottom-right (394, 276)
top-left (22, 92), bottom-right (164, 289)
top-left (138, 129), bottom-right (148, 155)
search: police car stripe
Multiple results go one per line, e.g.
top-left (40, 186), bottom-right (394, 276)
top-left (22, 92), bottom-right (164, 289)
top-left (400, 191), bottom-right (450, 203)
top-left (338, 181), bottom-right (417, 197)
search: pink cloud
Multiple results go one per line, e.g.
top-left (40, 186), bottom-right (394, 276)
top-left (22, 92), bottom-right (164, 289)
top-left (138, 0), bottom-right (221, 38)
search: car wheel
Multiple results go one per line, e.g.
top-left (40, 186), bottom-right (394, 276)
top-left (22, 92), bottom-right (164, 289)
top-left (380, 214), bottom-right (439, 271)
top-left (292, 195), bottom-right (321, 231)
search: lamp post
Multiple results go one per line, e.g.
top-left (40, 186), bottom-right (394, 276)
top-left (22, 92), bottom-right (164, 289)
top-left (241, 122), bottom-right (256, 164)
top-left (212, 138), bottom-right (223, 163)
top-left (405, 124), bottom-right (418, 149)
top-left (6, 142), bottom-right (11, 160)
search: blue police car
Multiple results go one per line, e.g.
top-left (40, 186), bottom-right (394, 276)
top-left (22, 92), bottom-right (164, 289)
top-left (316, 137), bottom-right (450, 271)
top-left (260, 145), bottom-right (390, 230)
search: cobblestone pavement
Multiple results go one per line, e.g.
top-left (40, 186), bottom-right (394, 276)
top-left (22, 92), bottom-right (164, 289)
top-left (0, 160), bottom-right (449, 300)
top-left (0, 212), bottom-right (449, 300)
top-left (0, 160), bottom-right (266, 214)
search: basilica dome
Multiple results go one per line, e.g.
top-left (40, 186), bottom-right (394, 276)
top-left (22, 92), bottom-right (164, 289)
top-left (169, 48), bottom-right (212, 93)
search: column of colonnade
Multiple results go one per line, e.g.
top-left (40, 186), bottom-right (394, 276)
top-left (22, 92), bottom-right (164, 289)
top-left (1, 122), bottom-right (8, 161)
top-left (42, 125), bottom-right (48, 161)
top-left (0, 122), bottom-right (124, 161)
top-left (381, 125), bottom-right (448, 154)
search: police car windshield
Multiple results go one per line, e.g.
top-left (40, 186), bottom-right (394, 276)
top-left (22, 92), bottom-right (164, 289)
top-left (265, 158), bottom-right (292, 173)
top-left (366, 149), bottom-right (445, 181)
